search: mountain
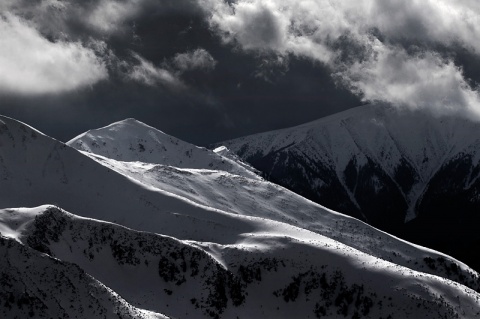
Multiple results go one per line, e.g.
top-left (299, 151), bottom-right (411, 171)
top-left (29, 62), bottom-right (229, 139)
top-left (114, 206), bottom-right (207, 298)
top-left (1, 114), bottom-right (480, 317)
top-left (74, 146), bottom-right (480, 292)
top-left (64, 115), bottom-right (480, 290)
top-left (3, 205), bottom-right (480, 319)
top-left (67, 118), bottom-right (259, 179)
top-left (0, 218), bottom-right (167, 319)
top-left (218, 103), bottom-right (480, 271)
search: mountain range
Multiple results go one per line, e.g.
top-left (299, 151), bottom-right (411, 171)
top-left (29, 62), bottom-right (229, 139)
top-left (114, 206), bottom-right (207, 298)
top-left (220, 104), bottom-right (480, 272)
top-left (1, 111), bottom-right (480, 318)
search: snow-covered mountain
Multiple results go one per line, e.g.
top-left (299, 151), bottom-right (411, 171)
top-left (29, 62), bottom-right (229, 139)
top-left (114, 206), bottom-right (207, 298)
top-left (1, 114), bottom-right (480, 318)
top-left (67, 118), bottom-right (259, 179)
top-left (219, 104), bottom-right (480, 272)
top-left (0, 220), bottom-right (167, 319)
top-left (76, 150), bottom-right (480, 291)
top-left (64, 116), bottom-right (480, 289)
top-left (3, 205), bottom-right (480, 319)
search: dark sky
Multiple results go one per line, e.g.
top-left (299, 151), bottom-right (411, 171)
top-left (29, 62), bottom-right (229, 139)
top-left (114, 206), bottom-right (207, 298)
top-left (1, 0), bottom-right (480, 145)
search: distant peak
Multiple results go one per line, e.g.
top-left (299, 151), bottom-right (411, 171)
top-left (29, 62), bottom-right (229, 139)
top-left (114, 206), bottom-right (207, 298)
top-left (115, 118), bottom-right (148, 126)
top-left (121, 117), bottom-right (138, 122)
top-left (103, 118), bottom-right (167, 134)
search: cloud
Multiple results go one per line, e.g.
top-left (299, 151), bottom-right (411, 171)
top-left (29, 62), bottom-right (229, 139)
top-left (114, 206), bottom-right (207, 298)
top-left (0, 13), bottom-right (108, 95)
top-left (173, 48), bottom-right (217, 72)
top-left (1, 0), bottom-right (148, 38)
top-left (128, 48), bottom-right (217, 88)
top-left (338, 44), bottom-right (480, 116)
top-left (204, 0), bottom-right (334, 62)
top-left (200, 0), bottom-right (480, 116)
top-left (362, 0), bottom-right (480, 52)
top-left (128, 53), bottom-right (184, 89)
top-left (203, 0), bottom-right (480, 57)
top-left (0, 1), bottom-right (191, 95)
top-left (86, 0), bottom-right (144, 33)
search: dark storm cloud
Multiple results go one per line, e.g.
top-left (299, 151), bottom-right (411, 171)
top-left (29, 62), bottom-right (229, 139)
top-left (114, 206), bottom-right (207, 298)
top-left (201, 0), bottom-right (480, 117)
top-left (1, 0), bottom-right (480, 145)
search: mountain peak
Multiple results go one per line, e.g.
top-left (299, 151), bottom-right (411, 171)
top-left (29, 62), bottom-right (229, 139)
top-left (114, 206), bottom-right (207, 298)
top-left (67, 118), bottom-right (260, 178)
top-left (111, 118), bottom-right (163, 131)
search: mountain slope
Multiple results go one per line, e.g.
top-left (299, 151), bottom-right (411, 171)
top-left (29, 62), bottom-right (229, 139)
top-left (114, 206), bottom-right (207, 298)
top-left (1, 113), bottom-right (478, 291)
top-left (3, 205), bottom-right (480, 319)
top-left (218, 104), bottom-right (480, 270)
top-left (0, 233), bottom-right (167, 319)
top-left (0, 114), bottom-right (268, 243)
top-left (79, 151), bottom-right (480, 291)
top-left (2, 114), bottom-right (480, 317)
top-left (67, 118), bottom-right (259, 179)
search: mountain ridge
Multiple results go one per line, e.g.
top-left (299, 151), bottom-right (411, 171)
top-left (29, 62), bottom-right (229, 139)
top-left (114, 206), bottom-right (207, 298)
top-left (4, 204), bottom-right (480, 319)
top-left (1, 113), bottom-right (480, 318)
top-left (67, 117), bottom-right (260, 179)
top-left (218, 103), bottom-right (480, 271)
top-left (63, 113), bottom-right (480, 283)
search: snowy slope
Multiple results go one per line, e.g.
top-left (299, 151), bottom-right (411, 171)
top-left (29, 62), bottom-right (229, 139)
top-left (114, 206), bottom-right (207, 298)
top-left (219, 104), bottom-right (480, 271)
top-left (0, 114), bottom-right (266, 243)
top-left (2, 205), bottom-right (480, 319)
top-left (67, 118), bottom-right (259, 179)
top-left (1, 114), bottom-right (480, 317)
top-left (0, 233), bottom-right (167, 319)
top-left (80, 152), bottom-right (480, 291)
top-left (1, 113), bottom-right (478, 291)
top-left (220, 104), bottom-right (480, 223)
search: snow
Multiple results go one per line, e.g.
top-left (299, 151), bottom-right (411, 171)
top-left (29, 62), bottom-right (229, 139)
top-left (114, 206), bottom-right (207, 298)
top-left (0, 113), bottom-right (480, 318)
top-left (0, 234), bottom-right (169, 319)
top-left (67, 118), bottom-right (260, 180)
top-left (3, 205), bottom-right (480, 318)
top-left (76, 151), bottom-right (477, 283)
top-left (220, 103), bottom-right (480, 222)
top-left (0, 205), bottom-right (47, 241)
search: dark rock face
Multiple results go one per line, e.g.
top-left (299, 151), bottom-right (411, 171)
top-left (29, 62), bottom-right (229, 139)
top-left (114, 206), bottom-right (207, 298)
top-left (250, 149), bottom-right (364, 222)
top-left (243, 147), bottom-right (409, 234)
top-left (403, 155), bottom-right (480, 272)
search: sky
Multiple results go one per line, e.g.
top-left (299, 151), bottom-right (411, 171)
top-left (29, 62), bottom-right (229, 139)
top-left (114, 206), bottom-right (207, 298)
top-left (1, 0), bottom-right (480, 145)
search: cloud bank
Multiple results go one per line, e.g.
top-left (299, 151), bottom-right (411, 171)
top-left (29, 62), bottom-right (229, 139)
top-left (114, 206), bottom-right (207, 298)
top-left (0, 13), bottom-right (107, 95)
top-left (2, 0), bottom-right (480, 145)
top-left (201, 0), bottom-right (480, 116)
top-left (0, 0), bottom-right (216, 96)
top-left (5, 0), bottom-right (479, 116)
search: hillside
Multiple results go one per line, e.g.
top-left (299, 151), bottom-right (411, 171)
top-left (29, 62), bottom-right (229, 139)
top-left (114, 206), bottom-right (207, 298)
top-left (219, 104), bottom-right (480, 271)
top-left (2, 205), bottom-right (480, 318)
top-left (1, 114), bottom-right (480, 317)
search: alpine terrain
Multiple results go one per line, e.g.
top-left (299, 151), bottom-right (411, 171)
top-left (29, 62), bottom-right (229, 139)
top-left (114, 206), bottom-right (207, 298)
top-left (219, 103), bottom-right (480, 272)
top-left (0, 114), bottom-right (479, 318)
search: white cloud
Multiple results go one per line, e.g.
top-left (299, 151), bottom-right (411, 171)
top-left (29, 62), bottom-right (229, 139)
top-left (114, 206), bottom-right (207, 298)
top-left (204, 0), bottom-right (335, 62)
top-left (173, 48), bottom-right (217, 72)
top-left (200, 0), bottom-right (480, 116)
top-left (339, 44), bottom-right (480, 116)
top-left (2, 0), bottom-right (148, 36)
top-left (0, 13), bottom-right (108, 95)
top-left (360, 0), bottom-right (480, 52)
top-left (204, 0), bottom-right (480, 56)
top-left (86, 0), bottom-right (144, 33)
top-left (128, 53), bottom-right (184, 89)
